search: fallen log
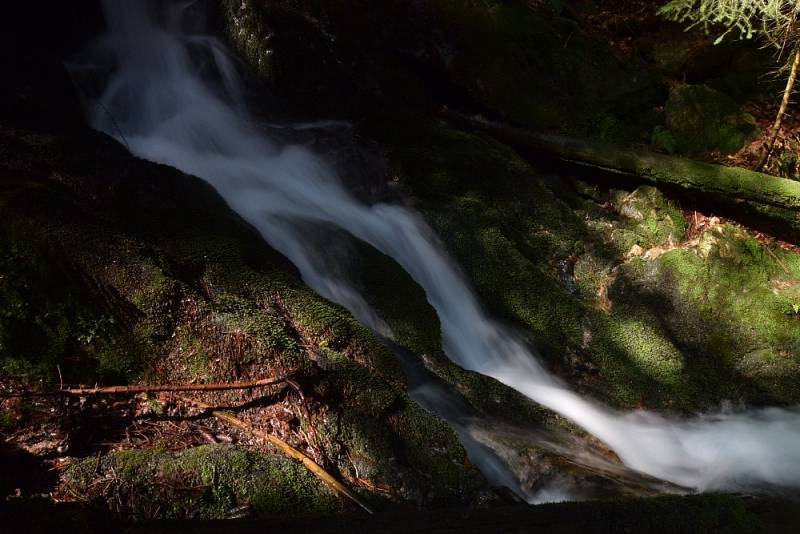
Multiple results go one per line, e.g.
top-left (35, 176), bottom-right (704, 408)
top-left (183, 397), bottom-right (374, 514)
top-left (438, 107), bottom-right (800, 213)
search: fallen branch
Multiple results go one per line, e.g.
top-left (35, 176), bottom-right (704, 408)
top-left (1, 375), bottom-right (292, 397)
top-left (182, 397), bottom-right (374, 514)
top-left (62, 376), bottom-right (292, 395)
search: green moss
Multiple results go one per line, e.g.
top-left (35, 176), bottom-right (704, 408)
top-left (428, 354), bottom-right (553, 427)
top-left (0, 408), bottom-right (15, 430)
top-left (585, 223), bottom-right (800, 408)
top-left (64, 445), bottom-right (340, 519)
top-left (173, 326), bottom-right (211, 379)
top-left (389, 401), bottom-right (485, 501)
top-left (349, 241), bottom-right (442, 356)
top-left (211, 291), bottom-right (303, 366)
top-left (322, 347), bottom-right (400, 416)
top-left (334, 411), bottom-right (398, 483)
top-left (654, 228), bottom-right (800, 400)
top-left (280, 285), bottom-right (406, 385)
top-left (662, 84), bottom-right (760, 155)
top-left (608, 186), bottom-right (687, 249)
top-left (590, 311), bottom-right (688, 407)
top-left (0, 216), bottom-right (141, 383)
top-left (360, 109), bottom-right (800, 412)
top-left (574, 251), bottom-right (615, 300)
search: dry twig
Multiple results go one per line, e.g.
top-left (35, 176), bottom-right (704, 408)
top-left (2, 375), bottom-right (292, 397)
top-left (182, 396), bottom-right (374, 514)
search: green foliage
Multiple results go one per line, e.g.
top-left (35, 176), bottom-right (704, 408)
top-left (145, 397), bottom-right (164, 416)
top-left (75, 315), bottom-right (116, 346)
top-left (0, 409), bottom-right (15, 430)
top-left (659, 0), bottom-right (799, 47)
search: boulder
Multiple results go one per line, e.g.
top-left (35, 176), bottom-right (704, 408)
top-left (659, 84), bottom-right (759, 155)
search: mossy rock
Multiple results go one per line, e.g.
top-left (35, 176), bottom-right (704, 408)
top-left (659, 84), bottom-right (759, 155)
top-left (0, 184), bottom-right (142, 384)
top-left (0, 124), bottom-right (493, 508)
top-left (387, 400), bottom-right (489, 503)
top-left (62, 445), bottom-right (341, 519)
top-left (649, 37), bottom-right (698, 76)
top-left (359, 108), bottom-right (800, 412)
top-left (608, 185), bottom-right (687, 249)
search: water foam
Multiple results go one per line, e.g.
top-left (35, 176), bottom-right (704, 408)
top-left (79, 0), bottom-right (800, 495)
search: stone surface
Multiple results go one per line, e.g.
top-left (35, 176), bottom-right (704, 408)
top-left (660, 84), bottom-right (759, 155)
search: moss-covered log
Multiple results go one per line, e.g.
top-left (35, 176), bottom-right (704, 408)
top-left (439, 108), bottom-right (800, 213)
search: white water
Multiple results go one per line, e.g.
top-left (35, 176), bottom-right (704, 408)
top-left (82, 0), bottom-right (800, 495)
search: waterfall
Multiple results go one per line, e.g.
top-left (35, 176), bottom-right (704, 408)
top-left (76, 0), bottom-right (800, 496)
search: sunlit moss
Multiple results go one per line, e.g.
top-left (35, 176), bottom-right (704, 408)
top-left (64, 445), bottom-right (340, 519)
top-left (360, 109), bottom-right (800, 412)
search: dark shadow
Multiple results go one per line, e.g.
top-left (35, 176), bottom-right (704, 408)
top-left (3, 494), bottom-right (795, 534)
top-left (0, 441), bottom-right (57, 498)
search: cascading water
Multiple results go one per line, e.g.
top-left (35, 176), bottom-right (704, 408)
top-left (75, 0), bottom-right (800, 498)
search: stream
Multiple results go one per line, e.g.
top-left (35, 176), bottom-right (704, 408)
top-left (71, 0), bottom-right (800, 502)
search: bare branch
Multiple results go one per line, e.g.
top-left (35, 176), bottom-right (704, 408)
top-left (1, 374), bottom-right (293, 397)
top-left (182, 396), bottom-right (374, 514)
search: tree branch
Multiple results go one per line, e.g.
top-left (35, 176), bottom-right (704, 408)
top-left (1, 375), bottom-right (293, 397)
top-left (182, 396), bottom-right (374, 514)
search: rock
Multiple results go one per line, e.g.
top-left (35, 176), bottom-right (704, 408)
top-left (0, 124), bottom-right (488, 510)
top-left (219, 0), bottom-right (661, 137)
top-left (626, 244), bottom-right (644, 258)
top-left (660, 84), bottom-right (759, 155)
top-left (649, 36), bottom-right (698, 75)
top-left (61, 445), bottom-right (342, 519)
top-left (360, 109), bottom-right (800, 411)
top-left (610, 186), bottom-right (687, 248)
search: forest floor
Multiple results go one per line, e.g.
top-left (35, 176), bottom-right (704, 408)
top-left (1, 376), bottom-right (320, 513)
top-left (576, 0), bottom-right (800, 179)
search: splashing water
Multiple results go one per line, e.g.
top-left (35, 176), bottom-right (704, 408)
top-left (78, 0), bottom-right (800, 496)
